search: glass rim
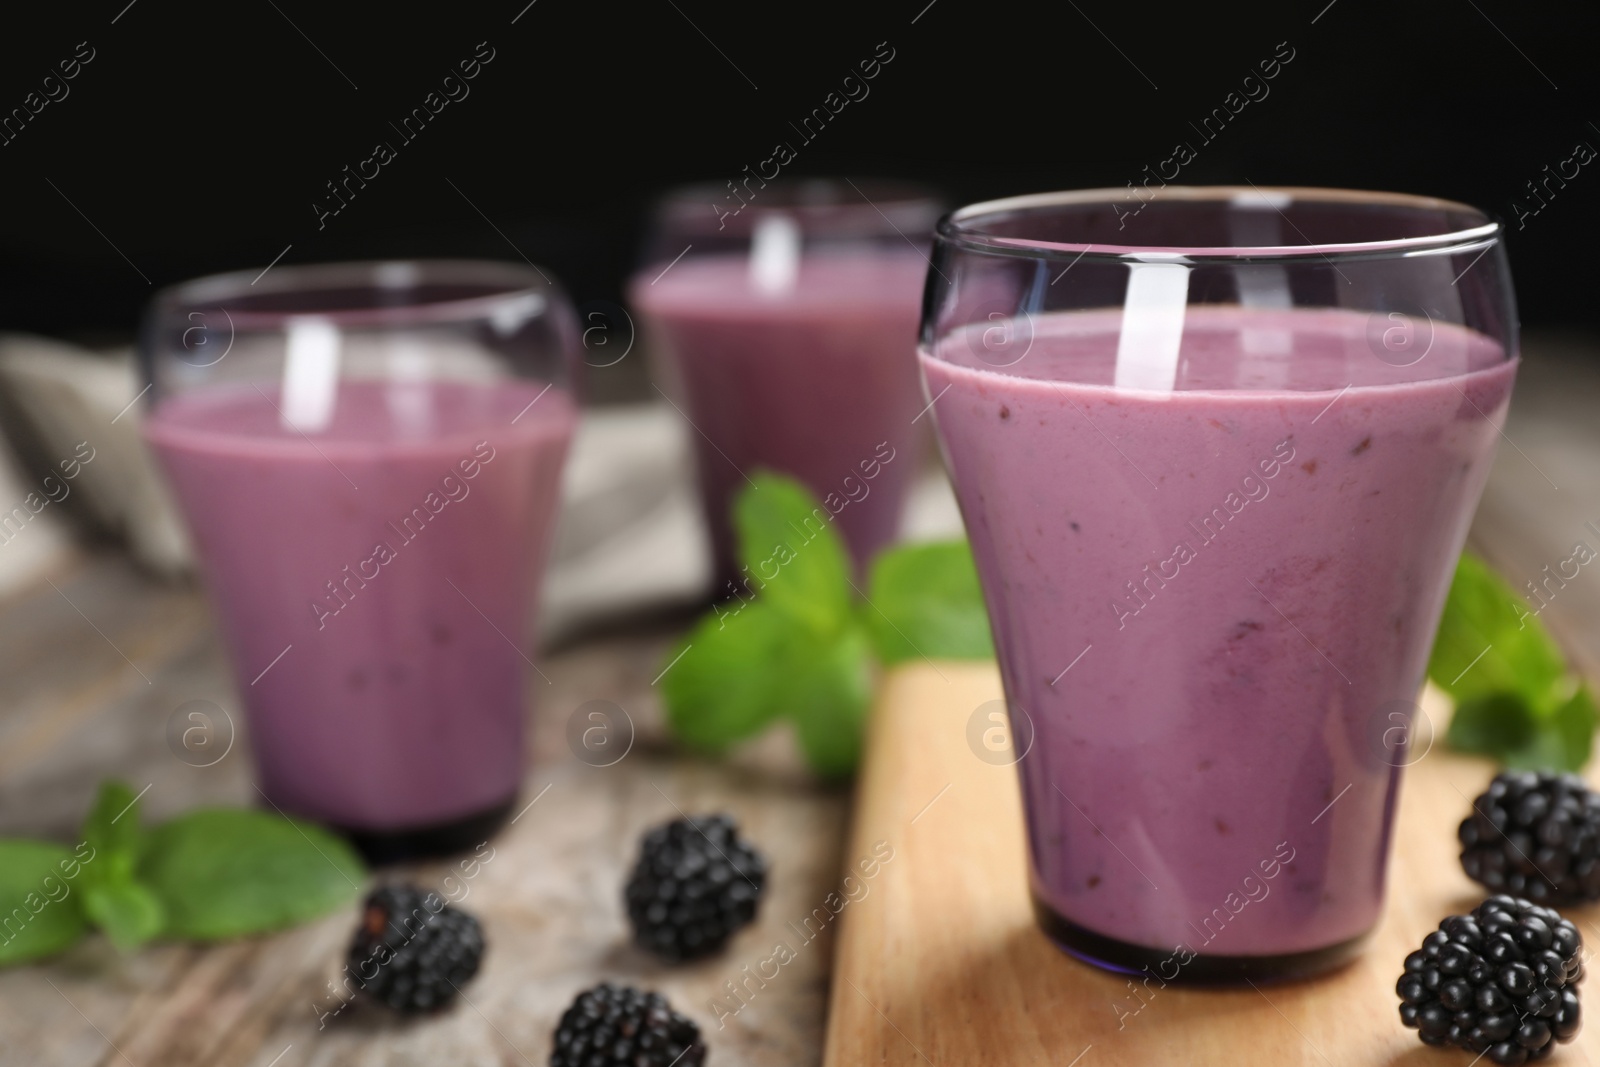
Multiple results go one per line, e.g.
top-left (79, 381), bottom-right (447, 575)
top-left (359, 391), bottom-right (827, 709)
top-left (150, 258), bottom-right (559, 330)
top-left (938, 185), bottom-right (1501, 262)
top-left (652, 176), bottom-right (942, 230)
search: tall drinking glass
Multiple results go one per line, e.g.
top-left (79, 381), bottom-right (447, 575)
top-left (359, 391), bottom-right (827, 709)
top-left (919, 188), bottom-right (1517, 981)
top-left (629, 179), bottom-right (940, 588)
top-left (142, 260), bottom-right (578, 861)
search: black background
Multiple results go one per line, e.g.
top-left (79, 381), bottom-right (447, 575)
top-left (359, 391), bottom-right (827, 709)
top-left (0, 0), bottom-right (1595, 360)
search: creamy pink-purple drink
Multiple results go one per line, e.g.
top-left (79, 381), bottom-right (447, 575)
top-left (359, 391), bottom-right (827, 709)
top-left (632, 252), bottom-right (927, 579)
top-left (146, 379), bottom-right (574, 838)
top-left (923, 306), bottom-right (1514, 965)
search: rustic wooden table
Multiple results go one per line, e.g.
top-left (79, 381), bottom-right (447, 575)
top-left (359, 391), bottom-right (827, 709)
top-left (0, 335), bottom-right (1593, 1067)
top-left (0, 567), bottom-right (848, 1067)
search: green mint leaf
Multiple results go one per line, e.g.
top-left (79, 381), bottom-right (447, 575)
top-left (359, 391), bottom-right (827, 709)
top-left (734, 472), bottom-right (853, 636)
top-left (1552, 683), bottom-right (1599, 772)
top-left (863, 540), bottom-right (994, 663)
top-left (1448, 694), bottom-right (1537, 762)
top-left (786, 623), bottom-right (876, 777)
top-left (82, 881), bottom-right (164, 953)
top-left (0, 841), bottom-right (90, 966)
top-left (659, 601), bottom-right (877, 775)
top-left (1428, 553), bottom-right (1567, 713)
top-left (76, 779), bottom-right (167, 950)
top-left (1447, 688), bottom-right (1595, 773)
top-left (661, 602), bottom-right (791, 752)
top-left (79, 780), bottom-right (143, 888)
top-left (137, 809), bottom-right (364, 940)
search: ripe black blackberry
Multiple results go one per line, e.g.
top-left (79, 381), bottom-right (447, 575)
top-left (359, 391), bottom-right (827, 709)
top-left (1461, 771), bottom-right (1600, 903)
top-left (550, 982), bottom-right (706, 1067)
top-left (1397, 895), bottom-right (1584, 1065)
top-left (624, 813), bottom-right (766, 962)
top-left (346, 883), bottom-right (485, 1015)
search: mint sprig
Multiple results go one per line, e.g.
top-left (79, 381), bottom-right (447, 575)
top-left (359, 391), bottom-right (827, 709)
top-left (1430, 552), bottom-right (1596, 771)
top-left (77, 781), bottom-right (164, 952)
top-left (0, 780), bottom-right (366, 967)
top-left (660, 472), bottom-right (993, 776)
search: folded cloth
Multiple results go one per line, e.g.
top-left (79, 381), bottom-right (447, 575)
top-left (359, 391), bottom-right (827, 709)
top-left (0, 407), bottom-right (75, 601)
top-left (538, 403), bottom-right (710, 641)
top-left (0, 336), bottom-right (192, 575)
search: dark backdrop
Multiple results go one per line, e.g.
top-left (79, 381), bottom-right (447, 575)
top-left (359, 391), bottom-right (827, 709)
top-left (1, 0), bottom-right (1595, 357)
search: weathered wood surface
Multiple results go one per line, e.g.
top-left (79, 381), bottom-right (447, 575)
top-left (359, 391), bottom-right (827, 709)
top-left (0, 558), bottom-right (848, 1067)
top-left (821, 341), bottom-right (1600, 1066)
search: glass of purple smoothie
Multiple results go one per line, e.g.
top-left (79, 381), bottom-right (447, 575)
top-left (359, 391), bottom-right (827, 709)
top-left (141, 260), bottom-right (578, 862)
top-left (919, 188), bottom-right (1517, 981)
top-left (629, 179), bottom-right (941, 590)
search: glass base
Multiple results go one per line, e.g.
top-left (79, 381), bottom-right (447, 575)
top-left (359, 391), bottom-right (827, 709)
top-left (1031, 892), bottom-right (1369, 984)
top-left (334, 795), bottom-right (515, 865)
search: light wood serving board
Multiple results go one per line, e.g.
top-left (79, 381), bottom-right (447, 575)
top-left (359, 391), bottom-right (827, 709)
top-left (822, 663), bottom-right (1600, 1067)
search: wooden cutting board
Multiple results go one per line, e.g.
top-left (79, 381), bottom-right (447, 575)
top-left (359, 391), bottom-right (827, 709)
top-left (822, 662), bottom-right (1600, 1066)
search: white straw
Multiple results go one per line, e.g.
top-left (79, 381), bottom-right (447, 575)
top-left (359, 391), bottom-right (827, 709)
top-left (280, 316), bottom-right (341, 432)
top-left (749, 214), bottom-right (800, 295)
top-left (1113, 261), bottom-right (1191, 393)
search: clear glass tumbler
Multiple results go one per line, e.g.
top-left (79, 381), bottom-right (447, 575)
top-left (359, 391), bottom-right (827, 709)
top-left (141, 260), bottom-right (578, 862)
top-left (919, 187), bottom-right (1517, 981)
top-left (629, 179), bottom-right (941, 589)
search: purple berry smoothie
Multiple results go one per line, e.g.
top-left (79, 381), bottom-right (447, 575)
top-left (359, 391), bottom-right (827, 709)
top-left (921, 305), bottom-right (1515, 964)
top-left (145, 379), bottom-right (575, 833)
top-left (631, 252), bottom-right (927, 580)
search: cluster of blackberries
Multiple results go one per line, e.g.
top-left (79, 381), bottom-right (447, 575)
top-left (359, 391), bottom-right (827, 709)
top-left (341, 813), bottom-right (765, 1064)
top-left (1396, 772), bottom-right (1600, 1063)
top-left (1397, 896), bottom-right (1583, 1065)
top-left (1461, 772), bottom-right (1600, 903)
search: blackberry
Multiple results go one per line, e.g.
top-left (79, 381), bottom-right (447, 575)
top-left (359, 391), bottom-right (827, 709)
top-left (550, 982), bottom-right (706, 1067)
top-left (624, 813), bottom-right (766, 962)
top-left (346, 884), bottom-right (485, 1014)
top-left (1461, 771), bottom-right (1600, 903)
top-left (1397, 895), bottom-right (1584, 1065)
